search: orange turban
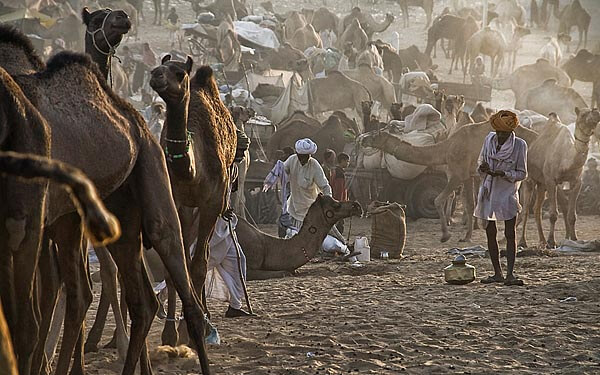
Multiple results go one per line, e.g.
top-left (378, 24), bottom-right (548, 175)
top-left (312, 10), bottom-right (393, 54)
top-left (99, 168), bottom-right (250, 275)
top-left (490, 110), bottom-right (519, 132)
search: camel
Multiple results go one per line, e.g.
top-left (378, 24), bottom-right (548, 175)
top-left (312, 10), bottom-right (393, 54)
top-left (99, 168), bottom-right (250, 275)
top-left (361, 120), bottom-right (538, 243)
top-left (558, 0), bottom-right (590, 51)
top-left (261, 43), bottom-right (305, 70)
top-left (343, 64), bottom-right (397, 113)
top-left (238, 194), bottom-right (363, 280)
top-left (398, 45), bottom-right (436, 71)
top-left (284, 11), bottom-right (308, 40)
top-left (493, 58), bottom-right (572, 108)
top-left (266, 112), bottom-right (359, 161)
top-left (355, 43), bottom-right (384, 71)
top-left (337, 19), bottom-right (368, 52)
top-left (495, 0), bottom-right (527, 26)
top-left (0, 301), bottom-right (16, 375)
top-left (373, 43), bottom-right (403, 83)
top-left (424, 14), bottom-right (479, 74)
top-left (216, 18), bottom-right (241, 70)
top-left (308, 71), bottom-right (371, 120)
top-left (504, 25), bottom-right (532, 72)
top-left (149, 54), bottom-right (237, 347)
top-left (0, 18), bottom-right (211, 375)
top-left (311, 7), bottom-right (340, 34)
top-left (289, 24), bottom-right (323, 52)
top-left (519, 109), bottom-right (600, 248)
top-left (562, 49), bottom-right (600, 108)
top-left (395, 0), bottom-right (434, 28)
top-left (197, 0), bottom-right (248, 21)
top-left (463, 27), bottom-right (506, 80)
top-left (441, 94), bottom-right (467, 135)
top-left (540, 34), bottom-right (572, 66)
top-left (522, 79), bottom-right (588, 124)
top-left (342, 7), bottom-right (395, 39)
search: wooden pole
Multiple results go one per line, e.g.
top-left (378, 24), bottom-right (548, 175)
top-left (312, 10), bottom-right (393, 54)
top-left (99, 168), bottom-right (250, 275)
top-left (482, 0), bottom-right (489, 28)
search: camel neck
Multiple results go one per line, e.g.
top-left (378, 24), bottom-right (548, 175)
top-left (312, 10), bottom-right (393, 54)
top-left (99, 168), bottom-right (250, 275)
top-left (85, 38), bottom-right (110, 80)
top-left (164, 96), bottom-right (190, 154)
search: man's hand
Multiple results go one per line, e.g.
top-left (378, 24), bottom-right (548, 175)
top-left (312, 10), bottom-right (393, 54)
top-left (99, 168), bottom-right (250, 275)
top-left (222, 208), bottom-right (234, 221)
top-left (478, 162), bottom-right (491, 174)
top-left (490, 170), bottom-right (506, 177)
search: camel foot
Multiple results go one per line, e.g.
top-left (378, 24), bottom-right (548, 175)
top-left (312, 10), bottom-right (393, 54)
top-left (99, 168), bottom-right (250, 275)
top-left (161, 325), bottom-right (179, 347)
top-left (84, 343), bottom-right (99, 353)
top-left (458, 236), bottom-right (471, 243)
top-left (546, 239), bottom-right (557, 249)
top-left (518, 241), bottom-right (528, 249)
top-left (440, 233), bottom-right (451, 243)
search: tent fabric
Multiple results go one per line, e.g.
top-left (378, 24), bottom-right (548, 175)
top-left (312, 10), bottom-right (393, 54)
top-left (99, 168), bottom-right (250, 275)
top-left (267, 73), bottom-right (310, 123)
top-left (236, 69), bottom-right (293, 92)
top-left (1, 0), bottom-right (56, 10)
top-left (233, 21), bottom-right (280, 49)
top-left (0, 8), bottom-right (56, 27)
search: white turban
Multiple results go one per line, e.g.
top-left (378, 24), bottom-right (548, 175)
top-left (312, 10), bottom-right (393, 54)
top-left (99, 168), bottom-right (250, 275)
top-left (295, 138), bottom-right (317, 155)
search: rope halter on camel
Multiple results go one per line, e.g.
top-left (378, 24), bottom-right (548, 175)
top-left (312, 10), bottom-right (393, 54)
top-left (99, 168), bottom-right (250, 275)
top-left (86, 9), bottom-right (122, 87)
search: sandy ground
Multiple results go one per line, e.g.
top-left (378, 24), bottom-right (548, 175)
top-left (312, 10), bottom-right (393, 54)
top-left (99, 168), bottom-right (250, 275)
top-left (73, 0), bottom-right (600, 373)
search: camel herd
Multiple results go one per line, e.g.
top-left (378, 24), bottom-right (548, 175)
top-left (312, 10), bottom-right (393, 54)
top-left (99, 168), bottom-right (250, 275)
top-left (0, 0), bottom-right (599, 374)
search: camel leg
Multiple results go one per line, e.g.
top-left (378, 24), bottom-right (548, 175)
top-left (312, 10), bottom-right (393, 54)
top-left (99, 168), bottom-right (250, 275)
top-left (52, 214), bottom-right (92, 375)
top-left (161, 276), bottom-right (179, 346)
top-left (517, 181), bottom-right (534, 248)
top-left (44, 289), bottom-right (65, 375)
top-left (95, 247), bottom-right (129, 360)
top-left (459, 178), bottom-right (475, 242)
top-left (104, 277), bottom-right (129, 349)
top-left (566, 180), bottom-right (582, 241)
top-left (556, 187), bottom-right (571, 238)
top-left (133, 144), bottom-right (210, 374)
top-left (247, 269), bottom-right (293, 281)
top-left (545, 182), bottom-right (559, 248)
top-left (435, 175), bottom-right (463, 243)
top-left (31, 237), bottom-right (61, 375)
top-left (84, 285), bottom-right (109, 354)
top-left (532, 184), bottom-right (547, 247)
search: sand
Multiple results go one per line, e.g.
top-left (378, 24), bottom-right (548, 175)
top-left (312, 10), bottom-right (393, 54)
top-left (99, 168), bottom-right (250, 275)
top-left (72, 0), bottom-right (600, 373)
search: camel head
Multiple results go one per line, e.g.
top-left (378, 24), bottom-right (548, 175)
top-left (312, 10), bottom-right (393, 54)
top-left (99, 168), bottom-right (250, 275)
top-left (575, 107), bottom-right (600, 138)
top-left (385, 13), bottom-right (395, 23)
top-left (390, 102), bottom-right (403, 121)
top-left (444, 95), bottom-right (465, 117)
top-left (310, 194), bottom-right (363, 224)
top-left (150, 55), bottom-right (194, 103)
top-left (82, 8), bottom-right (131, 54)
top-left (230, 105), bottom-right (253, 127)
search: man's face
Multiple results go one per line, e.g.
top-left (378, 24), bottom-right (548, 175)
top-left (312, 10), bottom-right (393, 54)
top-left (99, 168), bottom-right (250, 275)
top-left (339, 159), bottom-right (350, 168)
top-left (496, 131), bottom-right (511, 144)
top-left (298, 153), bottom-right (310, 165)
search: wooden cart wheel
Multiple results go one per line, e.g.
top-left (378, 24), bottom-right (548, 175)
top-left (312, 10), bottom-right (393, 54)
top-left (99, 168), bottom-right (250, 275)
top-left (406, 173), bottom-right (447, 219)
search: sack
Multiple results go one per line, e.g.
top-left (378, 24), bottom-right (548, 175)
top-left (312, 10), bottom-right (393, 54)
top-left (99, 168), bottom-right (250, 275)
top-left (369, 201), bottom-right (406, 259)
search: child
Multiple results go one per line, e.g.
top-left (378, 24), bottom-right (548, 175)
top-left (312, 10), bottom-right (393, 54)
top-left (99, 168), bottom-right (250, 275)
top-left (331, 153), bottom-right (350, 233)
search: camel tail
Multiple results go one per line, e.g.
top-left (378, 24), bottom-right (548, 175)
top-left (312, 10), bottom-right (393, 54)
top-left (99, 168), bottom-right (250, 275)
top-left (0, 151), bottom-right (121, 246)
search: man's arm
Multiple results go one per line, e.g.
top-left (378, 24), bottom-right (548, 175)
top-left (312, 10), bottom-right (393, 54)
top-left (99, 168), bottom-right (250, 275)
top-left (313, 162), bottom-right (332, 196)
top-left (503, 142), bottom-right (528, 182)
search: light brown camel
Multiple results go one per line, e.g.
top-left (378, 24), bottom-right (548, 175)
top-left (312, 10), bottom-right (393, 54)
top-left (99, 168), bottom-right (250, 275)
top-left (361, 121), bottom-right (538, 242)
top-left (441, 94), bottom-right (467, 136)
top-left (288, 24), bottom-right (323, 52)
top-left (216, 17), bottom-right (241, 70)
top-left (519, 109), bottom-right (600, 248)
top-left (284, 11), bottom-right (308, 40)
top-left (149, 54), bottom-right (236, 347)
top-left (308, 71), bottom-right (371, 119)
top-left (558, 0), bottom-right (590, 51)
top-left (266, 112), bottom-right (359, 161)
top-left (425, 14), bottom-right (467, 58)
top-left (337, 19), bottom-right (368, 52)
top-left (343, 64), bottom-right (397, 113)
top-left (342, 7), bottom-right (395, 39)
top-left (522, 79), bottom-right (588, 124)
top-left (562, 49), bottom-right (600, 107)
top-left (395, 0), bottom-right (434, 28)
top-left (238, 194), bottom-right (363, 280)
top-left (495, 0), bottom-right (527, 26)
top-left (0, 18), bottom-right (211, 375)
top-left (463, 27), bottom-right (506, 80)
top-left (493, 58), bottom-right (572, 108)
top-left (311, 7), bottom-right (340, 34)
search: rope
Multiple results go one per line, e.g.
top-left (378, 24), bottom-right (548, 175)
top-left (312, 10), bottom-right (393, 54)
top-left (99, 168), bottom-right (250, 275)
top-left (227, 219), bottom-right (253, 314)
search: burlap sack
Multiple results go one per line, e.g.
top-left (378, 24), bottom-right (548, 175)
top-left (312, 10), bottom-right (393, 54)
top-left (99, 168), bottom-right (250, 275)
top-left (368, 201), bottom-right (406, 259)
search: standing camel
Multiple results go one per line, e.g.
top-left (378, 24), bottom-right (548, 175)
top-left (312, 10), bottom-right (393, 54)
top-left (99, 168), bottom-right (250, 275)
top-left (0, 19), bottom-right (212, 375)
top-left (361, 121), bottom-right (538, 243)
top-left (463, 27), bottom-right (507, 81)
top-left (395, 0), bottom-right (434, 28)
top-left (558, 0), bottom-right (590, 51)
top-left (519, 109), bottom-right (600, 248)
top-left (149, 54), bottom-right (237, 346)
top-left (342, 7), bottom-right (395, 39)
top-left (562, 49), bottom-right (600, 108)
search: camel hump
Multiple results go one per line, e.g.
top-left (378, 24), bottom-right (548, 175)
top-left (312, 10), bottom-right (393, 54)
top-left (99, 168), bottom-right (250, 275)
top-left (194, 65), bottom-right (215, 87)
top-left (45, 51), bottom-right (95, 75)
top-left (0, 24), bottom-right (45, 70)
top-left (536, 57), bottom-right (550, 64)
top-left (542, 78), bottom-right (557, 86)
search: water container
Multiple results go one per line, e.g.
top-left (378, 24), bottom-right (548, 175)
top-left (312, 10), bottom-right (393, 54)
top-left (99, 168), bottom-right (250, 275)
top-left (355, 236), bottom-right (371, 262)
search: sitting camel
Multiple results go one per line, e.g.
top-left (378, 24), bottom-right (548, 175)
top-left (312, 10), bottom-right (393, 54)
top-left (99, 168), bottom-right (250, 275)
top-left (519, 109), bottom-right (600, 248)
top-left (238, 194), bottom-right (363, 280)
top-left (558, 0), bottom-right (590, 51)
top-left (398, 44), bottom-right (436, 71)
top-left (562, 49), bottom-right (600, 107)
top-left (493, 58), bottom-right (571, 108)
top-left (261, 43), bottom-right (305, 70)
top-left (362, 120), bottom-right (538, 243)
top-left (522, 79), bottom-right (588, 124)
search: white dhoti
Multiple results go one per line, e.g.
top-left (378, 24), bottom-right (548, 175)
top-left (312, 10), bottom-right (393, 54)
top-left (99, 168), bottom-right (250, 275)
top-left (206, 216), bottom-right (246, 310)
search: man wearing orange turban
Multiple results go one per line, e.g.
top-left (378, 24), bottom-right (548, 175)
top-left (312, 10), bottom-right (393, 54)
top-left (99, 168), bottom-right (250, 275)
top-left (475, 110), bottom-right (528, 286)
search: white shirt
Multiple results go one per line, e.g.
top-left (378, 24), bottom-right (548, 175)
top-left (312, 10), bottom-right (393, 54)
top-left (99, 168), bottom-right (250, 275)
top-left (284, 155), bottom-right (332, 221)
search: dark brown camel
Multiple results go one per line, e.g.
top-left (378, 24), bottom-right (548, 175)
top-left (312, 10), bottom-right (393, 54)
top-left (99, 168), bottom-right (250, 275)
top-left (0, 22), bottom-right (211, 375)
top-left (373, 42), bottom-right (403, 83)
top-left (398, 45), bottom-right (436, 71)
top-left (342, 7), bottom-right (395, 39)
top-left (562, 49), bottom-right (600, 108)
top-left (149, 54), bottom-right (236, 346)
top-left (395, 0), bottom-right (434, 28)
top-left (238, 195), bottom-right (363, 280)
top-left (558, 0), bottom-right (590, 51)
top-left (261, 43), bottom-right (305, 70)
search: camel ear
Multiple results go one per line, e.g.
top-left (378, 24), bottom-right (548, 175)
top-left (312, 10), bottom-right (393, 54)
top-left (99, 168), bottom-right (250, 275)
top-left (185, 56), bottom-right (194, 74)
top-left (575, 107), bottom-right (580, 116)
top-left (82, 7), bottom-right (91, 25)
top-left (161, 54), bottom-right (172, 65)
